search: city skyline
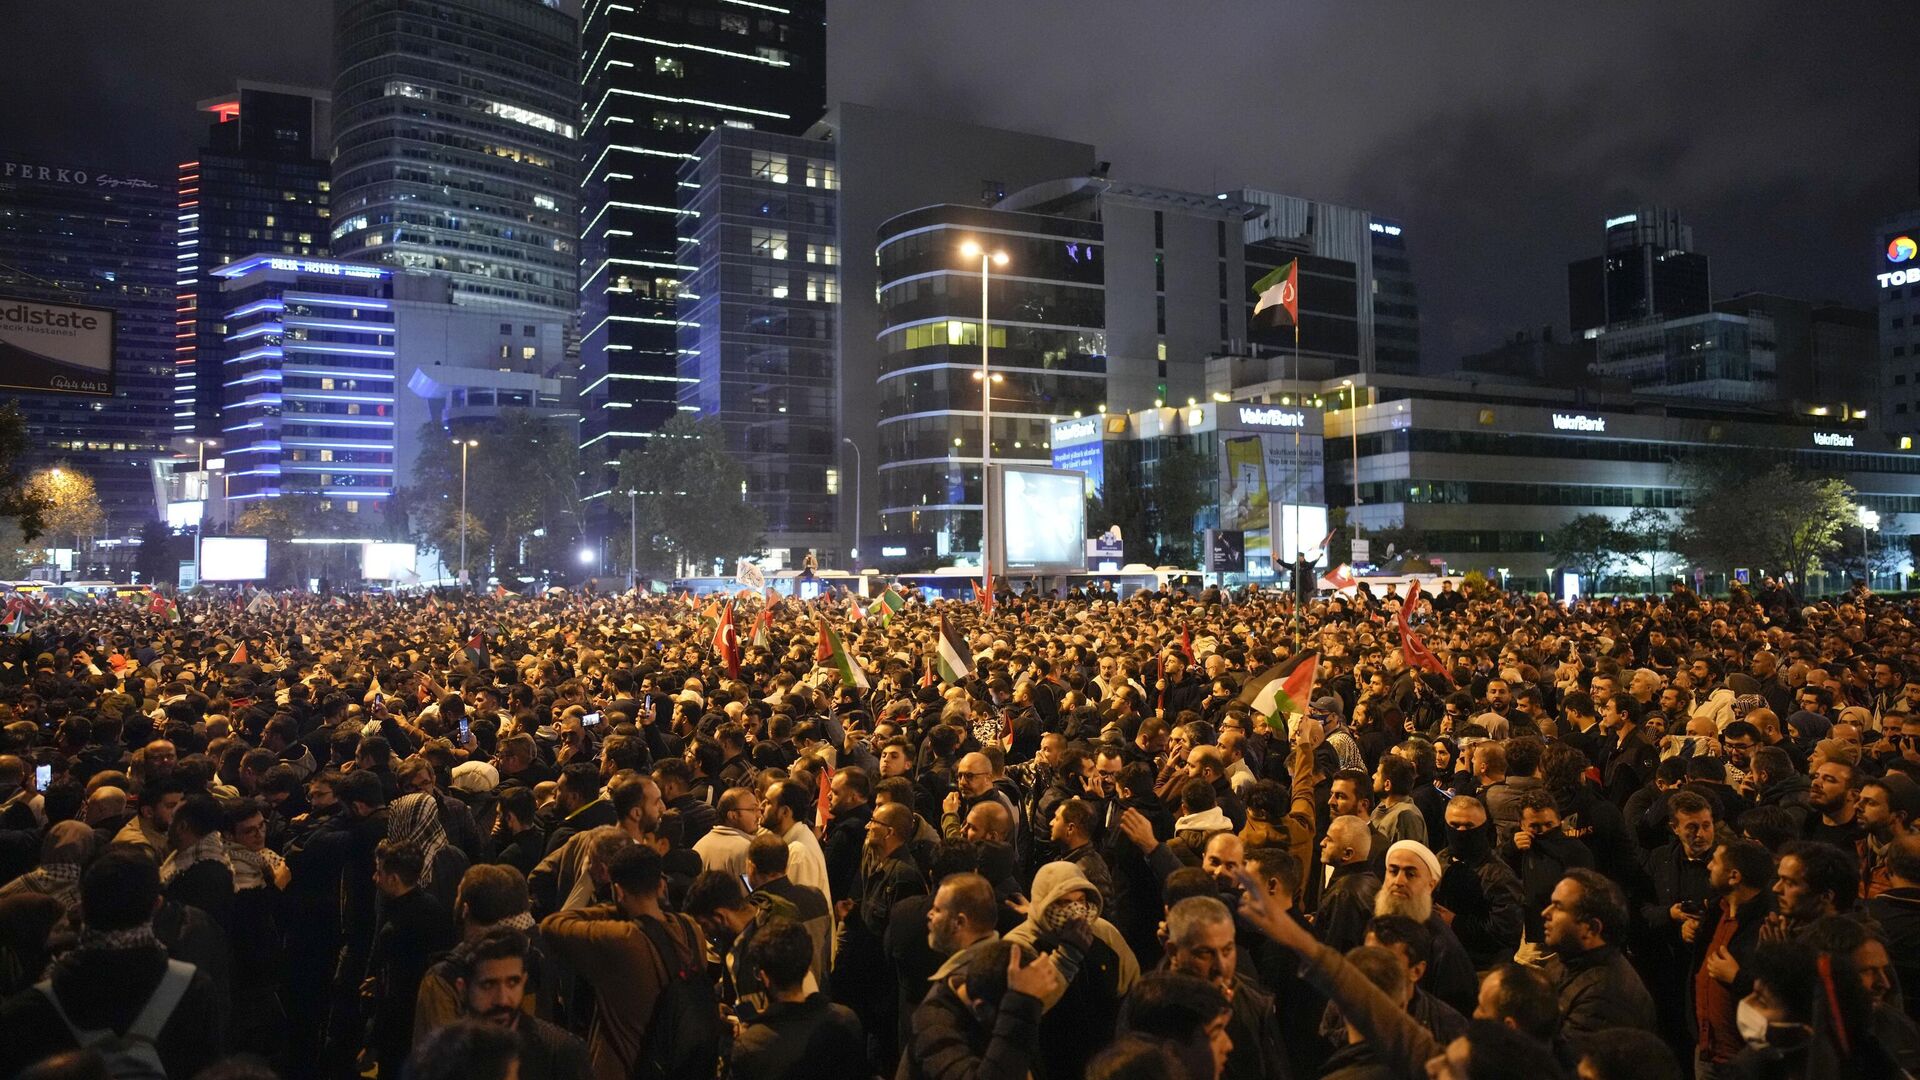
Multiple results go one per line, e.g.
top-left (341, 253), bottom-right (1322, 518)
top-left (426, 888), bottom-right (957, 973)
top-left (0, 2), bottom-right (1912, 365)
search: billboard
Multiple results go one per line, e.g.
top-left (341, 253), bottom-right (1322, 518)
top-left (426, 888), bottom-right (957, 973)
top-left (0, 295), bottom-right (115, 396)
top-left (200, 537), bottom-right (268, 581)
top-left (1220, 432), bottom-right (1324, 562)
top-left (361, 542), bottom-right (418, 581)
top-left (990, 463), bottom-right (1086, 574)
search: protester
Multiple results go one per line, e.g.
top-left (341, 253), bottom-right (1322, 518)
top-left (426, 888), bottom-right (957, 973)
top-left (0, 577), bottom-right (1916, 1080)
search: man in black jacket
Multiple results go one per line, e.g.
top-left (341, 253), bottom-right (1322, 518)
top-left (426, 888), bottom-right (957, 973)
top-left (1541, 868), bottom-right (1657, 1049)
top-left (732, 920), bottom-right (865, 1080)
top-left (450, 930), bottom-right (590, 1080)
top-left (1866, 834), bottom-right (1920, 1023)
top-left (1638, 789), bottom-right (1719, 1049)
top-left (0, 850), bottom-right (224, 1079)
top-left (366, 839), bottom-right (458, 1078)
top-left (899, 939), bottom-right (1057, 1080)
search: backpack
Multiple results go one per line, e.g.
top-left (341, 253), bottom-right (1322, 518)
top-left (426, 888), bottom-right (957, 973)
top-left (631, 915), bottom-right (721, 1080)
top-left (34, 958), bottom-right (195, 1080)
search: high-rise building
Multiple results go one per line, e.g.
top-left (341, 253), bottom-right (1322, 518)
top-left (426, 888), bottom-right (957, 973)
top-left (213, 254), bottom-right (400, 518)
top-left (211, 252), bottom-right (573, 524)
top-left (1877, 213), bottom-right (1920, 434)
top-left (1567, 206), bottom-right (1711, 335)
top-left (330, 0), bottom-right (580, 314)
top-left (676, 128), bottom-right (838, 562)
top-left (1714, 292), bottom-right (1876, 408)
top-left (1589, 311), bottom-right (1778, 402)
top-left (576, 0), bottom-right (825, 513)
top-left (873, 178), bottom-right (1259, 552)
top-left (0, 157), bottom-right (175, 530)
top-left (176, 82), bottom-right (332, 440)
top-left (1235, 190), bottom-right (1421, 374)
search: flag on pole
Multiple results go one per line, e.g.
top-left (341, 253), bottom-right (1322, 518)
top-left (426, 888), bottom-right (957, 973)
top-left (246, 590), bottom-right (273, 615)
top-left (819, 622), bottom-right (869, 690)
top-left (935, 614), bottom-right (972, 684)
top-left (492, 584), bottom-right (510, 599)
top-left (873, 586), bottom-right (905, 625)
top-left (1237, 651), bottom-right (1321, 734)
top-left (1318, 564), bottom-right (1359, 591)
top-left (1251, 259), bottom-right (1299, 329)
top-left (1179, 626), bottom-right (1195, 664)
top-left (713, 601), bottom-right (741, 680)
top-left (5, 608), bottom-right (26, 636)
top-left (847, 594), bottom-right (865, 622)
top-left (1397, 580), bottom-right (1453, 682)
top-left (972, 574), bottom-right (994, 614)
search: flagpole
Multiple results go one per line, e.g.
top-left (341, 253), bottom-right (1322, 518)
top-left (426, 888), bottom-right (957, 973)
top-left (1291, 319), bottom-right (1302, 651)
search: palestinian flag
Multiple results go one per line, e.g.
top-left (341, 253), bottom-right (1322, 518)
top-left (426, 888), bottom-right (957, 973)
top-left (5, 608), bottom-right (26, 636)
top-left (819, 622), bottom-right (869, 690)
top-left (1237, 651), bottom-right (1320, 734)
top-left (450, 630), bottom-right (487, 668)
top-left (848, 594), bottom-right (866, 622)
top-left (873, 586), bottom-right (905, 625)
top-left (1251, 259), bottom-right (1299, 329)
top-left (935, 614), bottom-right (972, 685)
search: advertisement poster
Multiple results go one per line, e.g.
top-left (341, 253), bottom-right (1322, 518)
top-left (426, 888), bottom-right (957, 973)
top-left (1221, 433), bottom-right (1323, 562)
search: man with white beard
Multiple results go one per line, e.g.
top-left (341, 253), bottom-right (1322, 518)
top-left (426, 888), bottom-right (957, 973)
top-left (1371, 840), bottom-right (1479, 1014)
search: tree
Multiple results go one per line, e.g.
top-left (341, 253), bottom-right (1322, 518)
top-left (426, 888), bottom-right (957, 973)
top-left (407, 413), bottom-right (587, 581)
top-left (133, 520), bottom-right (176, 587)
top-left (1618, 507), bottom-right (1677, 595)
top-left (1548, 513), bottom-right (1625, 589)
top-left (616, 414), bottom-right (764, 575)
top-left (1826, 526), bottom-right (1906, 587)
top-left (1679, 461), bottom-right (1853, 587)
top-left (26, 463), bottom-right (103, 548)
top-left (1146, 441), bottom-right (1212, 567)
top-left (0, 403), bottom-right (50, 541)
top-left (0, 520), bottom-right (47, 578)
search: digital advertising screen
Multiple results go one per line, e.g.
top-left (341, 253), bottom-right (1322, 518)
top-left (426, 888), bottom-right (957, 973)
top-left (200, 537), bottom-right (268, 581)
top-left (992, 464), bottom-right (1086, 574)
top-left (360, 542), bottom-right (417, 581)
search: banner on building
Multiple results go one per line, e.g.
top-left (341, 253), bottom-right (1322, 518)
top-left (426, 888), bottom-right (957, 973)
top-left (0, 295), bottom-right (116, 396)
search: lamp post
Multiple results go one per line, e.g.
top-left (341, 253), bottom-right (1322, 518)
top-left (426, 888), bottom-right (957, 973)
top-left (628, 488), bottom-right (638, 591)
top-left (1859, 506), bottom-right (1880, 589)
top-left (1341, 378), bottom-right (1360, 543)
top-left (841, 436), bottom-right (861, 565)
top-left (454, 438), bottom-right (478, 588)
top-left (960, 240), bottom-right (1008, 593)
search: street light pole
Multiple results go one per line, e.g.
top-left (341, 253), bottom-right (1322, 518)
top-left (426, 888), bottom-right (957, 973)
top-left (841, 436), bottom-right (861, 566)
top-left (1342, 379), bottom-right (1359, 548)
top-left (628, 488), bottom-right (638, 591)
top-left (961, 240), bottom-right (1008, 594)
top-left (455, 438), bottom-right (478, 588)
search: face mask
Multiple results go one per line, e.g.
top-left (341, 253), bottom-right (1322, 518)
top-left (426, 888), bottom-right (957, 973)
top-left (1736, 994), bottom-right (1771, 1049)
top-left (1449, 826), bottom-right (1491, 862)
top-left (1044, 899), bottom-right (1094, 931)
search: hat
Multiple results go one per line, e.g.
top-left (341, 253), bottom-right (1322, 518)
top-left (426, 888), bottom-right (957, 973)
top-left (1813, 738), bottom-right (1860, 768)
top-left (1731, 694), bottom-right (1767, 720)
top-left (1386, 839), bottom-right (1442, 881)
top-left (450, 760), bottom-right (500, 794)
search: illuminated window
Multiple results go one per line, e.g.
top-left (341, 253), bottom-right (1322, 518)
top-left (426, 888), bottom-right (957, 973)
top-left (720, 13), bottom-right (749, 33)
top-left (485, 101), bottom-right (575, 138)
top-left (750, 228), bottom-right (788, 260)
top-left (532, 194), bottom-right (558, 211)
top-left (825, 468), bottom-right (839, 495)
top-left (346, 501), bottom-right (360, 514)
top-left (522, 347), bottom-right (537, 360)
top-left (805, 243), bottom-right (837, 265)
top-left (750, 152), bottom-right (789, 184)
top-left (807, 275), bottom-right (837, 303)
top-left (804, 162), bottom-right (837, 190)
top-left (655, 56), bottom-right (685, 77)
top-left (320, 378), bottom-right (335, 390)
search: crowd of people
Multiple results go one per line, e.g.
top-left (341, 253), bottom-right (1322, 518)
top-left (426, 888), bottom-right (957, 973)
top-left (0, 575), bottom-right (1917, 1080)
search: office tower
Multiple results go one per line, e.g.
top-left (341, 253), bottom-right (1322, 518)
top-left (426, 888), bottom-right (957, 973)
top-left (1714, 292), bottom-right (1875, 408)
top-left (1877, 214), bottom-right (1920, 434)
top-left (1235, 190), bottom-right (1422, 374)
top-left (872, 176), bottom-right (1257, 553)
top-left (0, 157), bottom-right (175, 530)
top-left (1567, 206), bottom-right (1711, 334)
top-left (330, 0), bottom-right (580, 313)
top-left (676, 128), bottom-right (838, 563)
top-left (176, 82), bottom-right (331, 440)
top-left (576, 0), bottom-right (824, 511)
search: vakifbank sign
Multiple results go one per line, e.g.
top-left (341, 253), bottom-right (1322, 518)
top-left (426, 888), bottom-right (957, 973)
top-left (1551, 413), bottom-right (1607, 432)
top-left (0, 295), bottom-right (115, 397)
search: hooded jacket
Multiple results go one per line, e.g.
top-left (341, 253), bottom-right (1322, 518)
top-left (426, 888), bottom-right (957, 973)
top-left (1003, 862), bottom-right (1141, 1080)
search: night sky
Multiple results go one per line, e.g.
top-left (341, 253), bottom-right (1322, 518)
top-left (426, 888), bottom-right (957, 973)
top-left (4, 1), bottom-right (1914, 365)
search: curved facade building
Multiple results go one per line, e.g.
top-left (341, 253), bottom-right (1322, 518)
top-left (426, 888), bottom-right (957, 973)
top-left (874, 205), bottom-right (1110, 547)
top-left (330, 0), bottom-right (579, 313)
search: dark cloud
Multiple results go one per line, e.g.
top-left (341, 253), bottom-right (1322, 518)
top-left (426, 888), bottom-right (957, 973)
top-left (4, 2), bottom-right (1912, 365)
top-left (829, 0), bottom-right (1920, 363)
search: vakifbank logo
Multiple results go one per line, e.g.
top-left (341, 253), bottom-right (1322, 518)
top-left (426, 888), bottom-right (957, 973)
top-left (1891, 236), bottom-right (1918, 264)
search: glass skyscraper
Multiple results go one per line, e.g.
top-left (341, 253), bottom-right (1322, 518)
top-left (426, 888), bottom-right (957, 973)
top-left (0, 157), bottom-right (175, 530)
top-left (176, 82), bottom-right (332, 439)
top-left (576, 0), bottom-right (823, 507)
top-left (330, 0), bottom-right (580, 314)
